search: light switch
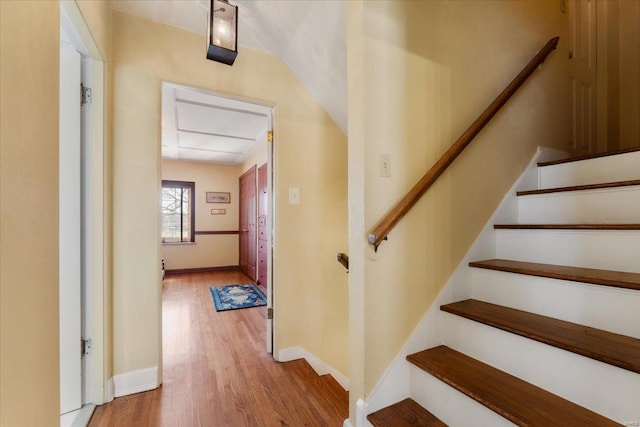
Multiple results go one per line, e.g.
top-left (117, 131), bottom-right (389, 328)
top-left (288, 187), bottom-right (300, 204)
top-left (380, 153), bottom-right (391, 177)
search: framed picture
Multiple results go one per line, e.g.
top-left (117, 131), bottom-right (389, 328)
top-left (206, 191), bottom-right (231, 204)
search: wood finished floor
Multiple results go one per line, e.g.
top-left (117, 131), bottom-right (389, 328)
top-left (89, 271), bottom-right (348, 426)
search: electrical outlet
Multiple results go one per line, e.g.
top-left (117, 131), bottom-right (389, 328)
top-left (380, 154), bottom-right (391, 177)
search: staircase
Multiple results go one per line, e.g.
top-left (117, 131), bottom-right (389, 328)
top-left (368, 148), bottom-right (640, 426)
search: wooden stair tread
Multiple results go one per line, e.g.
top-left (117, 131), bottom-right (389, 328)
top-left (537, 146), bottom-right (640, 167)
top-left (440, 299), bottom-right (640, 374)
top-left (494, 223), bottom-right (640, 230)
top-left (368, 398), bottom-right (447, 427)
top-left (407, 346), bottom-right (619, 426)
top-left (517, 179), bottom-right (640, 196)
top-left (469, 259), bottom-right (640, 291)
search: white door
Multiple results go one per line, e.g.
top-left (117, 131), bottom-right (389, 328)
top-left (59, 41), bottom-right (82, 415)
top-left (569, 0), bottom-right (598, 154)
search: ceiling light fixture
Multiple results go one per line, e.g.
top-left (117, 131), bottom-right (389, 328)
top-left (207, 0), bottom-right (238, 66)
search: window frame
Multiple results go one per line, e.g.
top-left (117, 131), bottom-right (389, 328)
top-left (161, 180), bottom-right (196, 244)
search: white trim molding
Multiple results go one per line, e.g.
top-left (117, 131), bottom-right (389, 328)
top-left (112, 367), bottom-right (159, 398)
top-left (357, 398), bottom-right (373, 427)
top-left (60, 404), bottom-right (95, 427)
top-left (278, 346), bottom-right (349, 391)
top-left (105, 377), bottom-right (114, 403)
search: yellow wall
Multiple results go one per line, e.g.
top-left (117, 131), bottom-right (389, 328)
top-left (76, 0), bottom-right (112, 61)
top-left (347, 0), bottom-right (570, 414)
top-left (0, 1), bottom-right (61, 425)
top-left (111, 11), bottom-right (348, 379)
top-left (161, 159), bottom-right (240, 270)
top-left (241, 141), bottom-right (268, 175)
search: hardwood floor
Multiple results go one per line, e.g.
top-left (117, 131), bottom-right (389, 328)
top-left (89, 271), bottom-right (348, 426)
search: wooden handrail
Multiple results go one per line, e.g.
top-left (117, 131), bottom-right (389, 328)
top-left (368, 36), bottom-right (560, 251)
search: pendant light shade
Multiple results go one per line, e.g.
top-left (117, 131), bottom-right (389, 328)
top-left (207, 0), bottom-right (238, 66)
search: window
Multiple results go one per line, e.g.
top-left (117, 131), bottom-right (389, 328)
top-left (161, 180), bottom-right (195, 243)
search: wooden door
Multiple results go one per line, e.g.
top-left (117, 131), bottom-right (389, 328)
top-left (257, 163), bottom-right (268, 286)
top-left (239, 166), bottom-right (257, 281)
top-left (569, 0), bottom-right (598, 154)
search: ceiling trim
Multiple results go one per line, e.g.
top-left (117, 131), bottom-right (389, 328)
top-left (175, 99), bottom-right (268, 118)
top-left (162, 82), bottom-right (273, 165)
top-left (176, 128), bottom-right (256, 143)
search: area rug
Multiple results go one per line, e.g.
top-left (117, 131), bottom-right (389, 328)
top-left (209, 283), bottom-right (267, 312)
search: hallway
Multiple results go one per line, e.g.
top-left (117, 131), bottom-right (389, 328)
top-left (89, 271), bottom-right (347, 426)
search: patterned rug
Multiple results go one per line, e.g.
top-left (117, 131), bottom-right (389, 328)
top-left (209, 283), bottom-right (267, 312)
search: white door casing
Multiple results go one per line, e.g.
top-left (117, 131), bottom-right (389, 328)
top-left (59, 40), bottom-right (83, 415)
top-left (266, 112), bottom-right (274, 354)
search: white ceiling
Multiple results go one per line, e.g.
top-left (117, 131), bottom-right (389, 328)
top-left (111, 0), bottom-right (347, 134)
top-left (162, 83), bottom-right (271, 165)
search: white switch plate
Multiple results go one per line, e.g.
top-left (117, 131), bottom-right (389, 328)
top-left (380, 153), bottom-right (391, 177)
top-left (288, 187), bottom-right (300, 204)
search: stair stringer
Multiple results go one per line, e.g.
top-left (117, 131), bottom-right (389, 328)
top-left (361, 147), bottom-right (563, 424)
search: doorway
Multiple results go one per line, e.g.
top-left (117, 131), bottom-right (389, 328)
top-left (569, 0), bottom-right (640, 153)
top-left (59, 2), bottom-right (108, 424)
top-left (160, 83), bottom-right (275, 352)
top-left (596, 0), bottom-right (640, 151)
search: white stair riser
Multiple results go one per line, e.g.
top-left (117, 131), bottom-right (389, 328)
top-left (495, 229), bottom-right (640, 273)
top-left (518, 187), bottom-right (640, 224)
top-left (441, 314), bottom-right (640, 423)
top-left (409, 365), bottom-right (515, 427)
top-left (468, 269), bottom-right (640, 339)
top-left (539, 151), bottom-right (640, 188)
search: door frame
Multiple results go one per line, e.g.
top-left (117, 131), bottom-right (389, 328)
top-left (594, 0), bottom-right (640, 152)
top-left (59, 30), bottom-right (82, 416)
top-left (571, 0), bottom-right (638, 153)
top-left (264, 118), bottom-right (274, 354)
top-left (60, 0), bottom-right (108, 408)
top-left (159, 82), bottom-right (277, 355)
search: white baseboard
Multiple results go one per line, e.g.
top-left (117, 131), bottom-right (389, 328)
top-left (105, 377), bottom-right (114, 403)
top-left (278, 346), bottom-right (349, 391)
top-left (60, 404), bottom-right (95, 427)
top-left (113, 366), bottom-right (159, 397)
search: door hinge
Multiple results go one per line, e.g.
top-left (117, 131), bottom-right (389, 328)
top-left (81, 337), bottom-right (92, 358)
top-left (81, 83), bottom-right (92, 106)
top-left (267, 308), bottom-right (273, 320)
top-left (267, 130), bottom-right (273, 143)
